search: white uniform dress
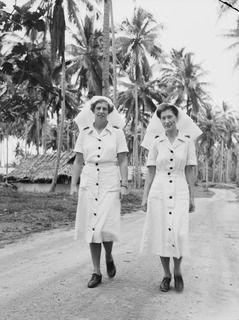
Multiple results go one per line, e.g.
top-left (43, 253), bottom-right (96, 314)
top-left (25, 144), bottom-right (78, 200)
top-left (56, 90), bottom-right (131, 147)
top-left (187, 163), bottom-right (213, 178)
top-left (74, 123), bottom-right (128, 243)
top-left (140, 132), bottom-right (197, 258)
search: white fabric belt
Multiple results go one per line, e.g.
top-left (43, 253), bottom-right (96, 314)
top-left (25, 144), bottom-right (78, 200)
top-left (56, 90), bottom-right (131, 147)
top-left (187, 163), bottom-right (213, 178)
top-left (156, 171), bottom-right (185, 178)
top-left (85, 162), bottom-right (118, 167)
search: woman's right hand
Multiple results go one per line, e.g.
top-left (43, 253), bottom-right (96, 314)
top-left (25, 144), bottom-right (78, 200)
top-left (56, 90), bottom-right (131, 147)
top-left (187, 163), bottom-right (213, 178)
top-left (189, 197), bottom-right (195, 212)
top-left (70, 185), bottom-right (78, 197)
top-left (141, 199), bottom-right (147, 212)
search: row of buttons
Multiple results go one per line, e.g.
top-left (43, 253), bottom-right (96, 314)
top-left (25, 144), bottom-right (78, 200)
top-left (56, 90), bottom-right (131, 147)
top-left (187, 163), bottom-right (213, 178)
top-left (90, 138), bottom-right (103, 232)
top-left (92, 140), bottom-right (102, 231)
top-left (168, 149), bottom-right (175, 248)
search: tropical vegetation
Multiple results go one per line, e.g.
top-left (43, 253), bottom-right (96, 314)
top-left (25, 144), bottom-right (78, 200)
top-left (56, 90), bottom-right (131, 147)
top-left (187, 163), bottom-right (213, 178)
top-left (0, 0), bottom-right (239, 189)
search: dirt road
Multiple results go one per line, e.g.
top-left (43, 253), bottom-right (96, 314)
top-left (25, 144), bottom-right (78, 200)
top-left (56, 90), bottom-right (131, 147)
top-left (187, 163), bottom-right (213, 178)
top-left (1, 189), bottom-right (239, 320)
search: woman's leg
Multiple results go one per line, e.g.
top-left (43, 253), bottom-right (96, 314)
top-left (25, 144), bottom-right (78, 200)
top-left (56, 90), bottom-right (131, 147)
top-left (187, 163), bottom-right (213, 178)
top-left (89, 243), bottom-right (102, 275)
top-left (103, 241), bottom-right (113, 262)
top-left (160, 256), bottom-right (171, 278)
top-left (103, 241), bottom-right (116, 277)
top-left (159, 256), bottom-right (171, 291)
top-left (173, 257), bottom-right (184, 292)
top-left (173, 257), bottom-right (182, 275)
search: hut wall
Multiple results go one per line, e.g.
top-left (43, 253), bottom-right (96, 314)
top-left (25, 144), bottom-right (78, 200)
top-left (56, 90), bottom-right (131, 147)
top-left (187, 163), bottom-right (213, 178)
top-left (14, 183), bottom-right (70, 193)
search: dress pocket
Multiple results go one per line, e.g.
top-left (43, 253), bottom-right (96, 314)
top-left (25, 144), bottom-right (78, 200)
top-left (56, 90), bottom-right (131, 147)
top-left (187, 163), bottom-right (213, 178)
top-left (80, 168), bottom-right (96, 189)
top-left (101, 168), bottom-right (120, 192)
top-left (176, 191), bottom-right (189, 200)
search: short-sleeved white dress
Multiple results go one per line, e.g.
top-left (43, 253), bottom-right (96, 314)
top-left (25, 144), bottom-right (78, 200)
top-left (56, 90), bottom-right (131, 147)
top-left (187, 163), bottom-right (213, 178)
top-left (74, 123), bottom-right (128, 243)
top-left (140, 132), bottom-right (197, 258)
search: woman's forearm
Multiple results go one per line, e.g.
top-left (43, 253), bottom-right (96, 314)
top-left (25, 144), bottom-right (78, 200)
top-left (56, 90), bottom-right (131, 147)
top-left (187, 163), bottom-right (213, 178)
top-left (118, 153), bottom-right (128, 186)
top-left (185, 165), bottom-right (196, 198)
top-left (71, 154), bottom-right (84, 187)
top-left (142, 166), bottom-right (156, 201)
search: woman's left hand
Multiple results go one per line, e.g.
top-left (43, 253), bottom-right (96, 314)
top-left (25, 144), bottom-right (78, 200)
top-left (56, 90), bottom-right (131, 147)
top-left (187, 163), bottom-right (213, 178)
top-left (120, 186), bottom-right (128, 200)
top-left (189, 197), bottom-right (195, 212)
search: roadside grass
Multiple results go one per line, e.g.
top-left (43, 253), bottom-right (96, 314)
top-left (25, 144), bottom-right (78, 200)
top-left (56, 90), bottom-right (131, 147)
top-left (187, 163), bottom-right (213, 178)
top-left (0, 185), bottom-right (214, 247)
top-left (232, 187), bottom-right (239, 201)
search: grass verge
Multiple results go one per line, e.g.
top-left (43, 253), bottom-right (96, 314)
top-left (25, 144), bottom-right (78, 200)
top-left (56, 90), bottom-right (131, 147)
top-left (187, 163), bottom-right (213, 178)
top-left (0, 185), bottom-right (214, 248)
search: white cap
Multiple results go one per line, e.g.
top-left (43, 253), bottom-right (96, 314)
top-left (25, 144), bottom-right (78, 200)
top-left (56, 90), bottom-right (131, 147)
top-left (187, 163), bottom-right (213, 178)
top-left (74, 96), bottom-right (125, 130)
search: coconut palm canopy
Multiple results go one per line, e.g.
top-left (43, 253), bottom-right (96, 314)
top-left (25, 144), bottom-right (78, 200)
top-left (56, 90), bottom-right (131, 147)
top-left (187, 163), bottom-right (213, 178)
top-left (116, 7), bottom-right (162, 83)
top-left (1, 0), bottom-right (239, 187)
top-left (161, 48), bottom-right (209, 118)
top-left (7, 151), bottom-right (75, 182)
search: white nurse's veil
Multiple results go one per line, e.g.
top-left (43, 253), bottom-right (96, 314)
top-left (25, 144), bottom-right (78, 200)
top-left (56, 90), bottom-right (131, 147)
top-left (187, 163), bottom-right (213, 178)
top-left (141, 106), bottom-right (202, 150)
top-left (74, 96), bottom-right (125, 131)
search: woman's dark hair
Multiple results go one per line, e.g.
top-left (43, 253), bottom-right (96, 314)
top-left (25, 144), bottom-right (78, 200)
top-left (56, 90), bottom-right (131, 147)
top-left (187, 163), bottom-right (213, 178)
top-left (156, 103), bottom-right (179, 119)
top-left (90, 99), bottom-right (114, 114)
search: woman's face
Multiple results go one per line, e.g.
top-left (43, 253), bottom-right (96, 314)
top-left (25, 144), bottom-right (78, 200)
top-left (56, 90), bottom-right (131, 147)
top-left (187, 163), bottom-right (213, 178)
top-left (160, 109), bottom-right (177, 132)
top-left (94, 101), bottom-right (109, 121)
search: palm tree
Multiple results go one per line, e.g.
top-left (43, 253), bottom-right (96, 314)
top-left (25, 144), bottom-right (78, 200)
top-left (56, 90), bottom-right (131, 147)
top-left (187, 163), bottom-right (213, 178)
top-left (225, 117), bottom-right (239, 182)
top-left (218, 101), bottom-right (239, 183)
top-left (219, 3), bottom-right (239, 184)
top-left (18, 0), bottom-right (80, 191)
top-left (197, 103), bottom-right (226, 188)
top-left (161, 48), bottom-right (209, 120)
top-left (116, 7), bottom-right (163, 187)
top-left (102, 0), bottom-right (110, 96)
top-left (109, 0), bottom-right (117, 105)
top-left (66, 14), bottom-right (103, 97)
top-left (222, 18), bottom-right (239, 68)
top-left (118, 78), bottom-right (165, 171)
top-left (49, 0), bottom-right (66, 192)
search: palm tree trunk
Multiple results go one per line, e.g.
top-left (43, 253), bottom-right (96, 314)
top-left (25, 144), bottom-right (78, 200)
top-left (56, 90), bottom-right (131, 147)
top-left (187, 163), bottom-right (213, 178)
top-left (110, 0), bottom-right (117, 107)
top-left (42, 102), bottom-right (47, 153)
top-left (102, 0), bottom-right (110, 97)
top-left (36, 107), bottom-right (40, 155)
top-left (139, 120), bottom-right (144, 167)
top-left (5, 131), bottom-right (9, 182)
top-left (236, 146), bottom-right (239, 186)
top-left (50, 57), bottom-right (66, 192)
top-left (67, 121), bottom-right (70, 152)
top-left (212, 147), bottom-right (216, 183)
top-left (219, 141), bottom-right (224, 183)
top-left (226, 148), bottom-right (231, 183)
top-left (205, 156), bottom-right (209, 190)
top-left (73, 128), bottom-right (76, 147)
top-left (133, 84), bottom-right (140, 188)
top-left (24, 125), bottom-right (28, 157)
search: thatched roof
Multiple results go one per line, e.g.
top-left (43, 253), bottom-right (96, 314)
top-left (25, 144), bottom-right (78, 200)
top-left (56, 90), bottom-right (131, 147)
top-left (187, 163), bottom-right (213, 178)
top-left (8, 151), bottom-right (75, 182)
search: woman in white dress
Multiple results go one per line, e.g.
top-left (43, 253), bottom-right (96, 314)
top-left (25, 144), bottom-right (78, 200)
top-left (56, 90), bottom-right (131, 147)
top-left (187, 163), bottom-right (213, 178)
top-left (71, 96), bottom-right (128, 288)
top-left (141, 103), bottom-right (197, 293)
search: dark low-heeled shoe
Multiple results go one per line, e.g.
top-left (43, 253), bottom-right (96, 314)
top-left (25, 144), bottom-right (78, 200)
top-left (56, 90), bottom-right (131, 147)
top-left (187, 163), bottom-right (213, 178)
top-left (174, 274), bottom-right (184, 292)
top-left (87, 273), bottom-right (102, 288)
top-left (160, 277), bottom-right (171, 292)
top-left (106, 260), bottom-right (116, 278)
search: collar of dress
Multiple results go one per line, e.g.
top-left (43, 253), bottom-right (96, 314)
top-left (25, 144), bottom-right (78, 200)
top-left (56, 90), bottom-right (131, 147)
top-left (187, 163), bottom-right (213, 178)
top-left (87, 123), bottom-right (113, 135)
top-left (158, 131), bottom-right (188, 143)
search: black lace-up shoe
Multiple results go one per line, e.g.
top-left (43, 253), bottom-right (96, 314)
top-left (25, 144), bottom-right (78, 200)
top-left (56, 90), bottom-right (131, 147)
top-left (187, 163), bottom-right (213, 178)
top-left (106, 260), bottom-right (116, 278)
top-left (160, 277), bottom-right (171, 292)
top-left (87, 273), bottom-right (102, 288)
top-left (174, 274), bottom-right (184, 292)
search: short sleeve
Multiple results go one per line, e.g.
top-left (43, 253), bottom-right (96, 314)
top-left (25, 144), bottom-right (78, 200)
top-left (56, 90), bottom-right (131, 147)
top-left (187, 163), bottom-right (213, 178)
top-left (116, 129), bottom-right (128, 154)
top-left (74, 131), bottom-right (84, 153)
top-left (146, 139), bottom-right (158, 166)
top-left (186, 138), bottom-right (197, 166)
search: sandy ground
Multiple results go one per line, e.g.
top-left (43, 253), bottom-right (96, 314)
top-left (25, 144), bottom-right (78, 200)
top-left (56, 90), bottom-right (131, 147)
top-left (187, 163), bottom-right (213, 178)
top-left (0, 188), bottom-right (239, 320)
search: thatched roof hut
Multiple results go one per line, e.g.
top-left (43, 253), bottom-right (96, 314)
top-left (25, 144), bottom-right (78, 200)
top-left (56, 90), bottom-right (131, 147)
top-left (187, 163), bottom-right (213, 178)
top-left (8, 151), bottom-right (75, 183)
